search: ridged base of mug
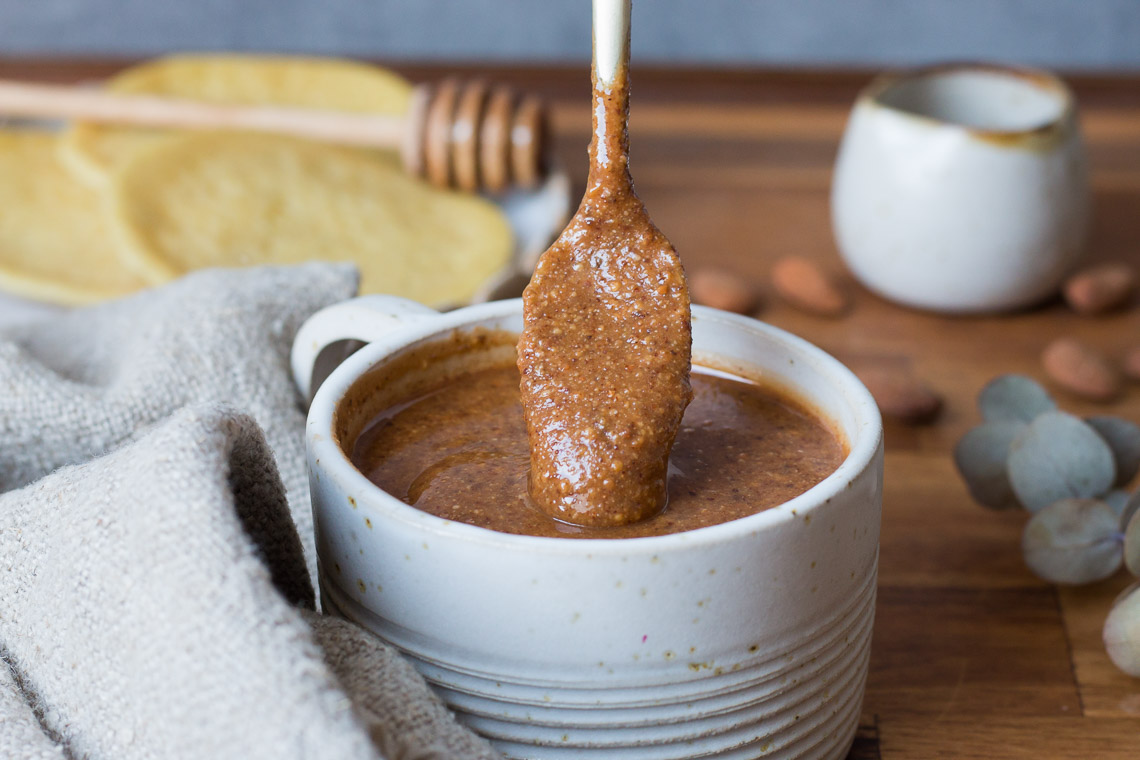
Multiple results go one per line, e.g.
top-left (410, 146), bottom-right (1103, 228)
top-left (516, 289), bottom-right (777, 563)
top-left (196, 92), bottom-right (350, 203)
top-left (322, 566), bottom-right (875, 759)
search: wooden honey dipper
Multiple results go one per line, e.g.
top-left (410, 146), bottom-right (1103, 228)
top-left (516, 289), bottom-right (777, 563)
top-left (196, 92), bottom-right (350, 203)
top-left (0, 76), bottom-right (548, 193)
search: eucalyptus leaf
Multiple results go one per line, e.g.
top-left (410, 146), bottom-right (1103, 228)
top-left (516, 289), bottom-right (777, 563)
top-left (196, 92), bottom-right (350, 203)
top-left (1125, 508), bottom-right (1140, 577)
top-left (1104, 583), bottom-right (1140, 677)
top-left (1007, 412), bottom-right (1117, 513)
top-left (1105, 489), bottom-right (1131, 516)
top-left (1022, 498), bottom-right (1123, 584)
top-left (954, 420), bottom-right (1026, 509)
top-left (1086, 416), bottom-right (1140, 487)
top-left (979, 374), bottom-right (1056, 423)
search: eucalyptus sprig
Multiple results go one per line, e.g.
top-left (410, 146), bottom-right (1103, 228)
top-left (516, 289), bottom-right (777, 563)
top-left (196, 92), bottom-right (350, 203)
top-left (954, 374), bottom-right (1140, 676)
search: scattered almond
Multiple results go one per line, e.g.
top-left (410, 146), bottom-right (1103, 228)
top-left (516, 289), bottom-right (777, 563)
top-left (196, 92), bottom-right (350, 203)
top-left (1041, 337), bottom-right (1123, 402)
top-left (688, 266), bottom-right (761, 314)
top-left (1063, 262), bottom-right (1136, 315)
top-left (856, 364), bottom-right (943, 424)
top-left (770, 256), bottom-right (849, 317)
top-left (1124, 345), bottom-right (1140, 382)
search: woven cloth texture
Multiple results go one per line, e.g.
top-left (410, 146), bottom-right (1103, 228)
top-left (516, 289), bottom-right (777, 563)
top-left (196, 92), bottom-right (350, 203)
top-left (0, 265), bottom-right (497, 760)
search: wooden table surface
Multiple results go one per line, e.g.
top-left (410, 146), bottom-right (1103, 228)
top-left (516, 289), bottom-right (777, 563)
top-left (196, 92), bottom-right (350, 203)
top-left (5, 60), bottom-right (1139, 757)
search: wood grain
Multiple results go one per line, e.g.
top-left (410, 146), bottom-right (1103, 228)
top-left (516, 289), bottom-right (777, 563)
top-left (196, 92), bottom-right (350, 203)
top-left (3, 59), bottom-right (1137, 757)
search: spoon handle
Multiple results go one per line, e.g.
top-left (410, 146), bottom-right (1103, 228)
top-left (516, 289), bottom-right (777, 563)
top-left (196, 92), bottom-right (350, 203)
top-left (589, 0), bottom-right (633, 185)
top-left (593, 0), bottom-right (631, 87)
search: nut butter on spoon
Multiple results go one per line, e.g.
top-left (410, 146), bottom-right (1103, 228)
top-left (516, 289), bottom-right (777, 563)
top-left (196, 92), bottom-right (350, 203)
top-left (518, 0), bottom-right (692, 527)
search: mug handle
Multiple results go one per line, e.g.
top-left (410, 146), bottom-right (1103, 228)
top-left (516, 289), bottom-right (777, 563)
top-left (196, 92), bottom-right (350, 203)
top-left (291, 295), bottom-right (439, 404)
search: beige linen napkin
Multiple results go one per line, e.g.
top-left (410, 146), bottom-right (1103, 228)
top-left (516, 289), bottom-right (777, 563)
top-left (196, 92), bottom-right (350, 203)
top-left (0, 265), bottom-right (498, 760)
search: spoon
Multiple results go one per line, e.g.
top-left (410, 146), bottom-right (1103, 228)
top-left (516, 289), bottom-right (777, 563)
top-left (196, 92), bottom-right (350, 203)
top-left (517, 0), bottom-right (692, 527)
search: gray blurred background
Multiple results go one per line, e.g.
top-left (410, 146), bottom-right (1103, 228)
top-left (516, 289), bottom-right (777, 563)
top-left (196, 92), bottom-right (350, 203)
top-left (2, 0), bottom-right (1139, 70)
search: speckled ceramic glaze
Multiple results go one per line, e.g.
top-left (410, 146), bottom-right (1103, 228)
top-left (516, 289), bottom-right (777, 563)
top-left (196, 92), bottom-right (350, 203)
top-left (832, 64), bottom-right (1089, 314)
top-left (293, 295), bottom-right (883, 759)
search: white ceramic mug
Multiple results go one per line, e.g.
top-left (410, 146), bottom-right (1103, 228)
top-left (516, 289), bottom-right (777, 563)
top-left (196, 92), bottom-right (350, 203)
top-left (293, 295), bottom-right (883, 759)
top-left (831, 64), bottom-right (1089, 313)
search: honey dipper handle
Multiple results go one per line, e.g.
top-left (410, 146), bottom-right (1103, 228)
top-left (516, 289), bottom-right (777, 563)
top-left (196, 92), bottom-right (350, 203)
top-left (0, 79), bottom-right (408, 148)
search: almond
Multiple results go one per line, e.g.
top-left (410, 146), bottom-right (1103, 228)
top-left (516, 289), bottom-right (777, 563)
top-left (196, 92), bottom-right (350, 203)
top-left (771, 256), bottom-right (849, 317)
top-left (688, 266), bottom-right (761, 314)
top-left (1062, 262), bottom-right (1136, 315)
top-left (1041, 337), bottom-right (1123, 402)
top-left (855, 364), bottom-right (943, 424)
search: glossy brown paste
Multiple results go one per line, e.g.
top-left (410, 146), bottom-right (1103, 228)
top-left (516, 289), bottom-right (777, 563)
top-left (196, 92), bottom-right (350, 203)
top-left (517, 37), bottom-right (692, 526)
top-left (352, 361), bottom-right (844, 540)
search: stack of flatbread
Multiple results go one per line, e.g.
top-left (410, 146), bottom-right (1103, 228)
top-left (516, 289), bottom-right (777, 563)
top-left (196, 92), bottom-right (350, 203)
top-left (0, 55), bottom-right (513, 307)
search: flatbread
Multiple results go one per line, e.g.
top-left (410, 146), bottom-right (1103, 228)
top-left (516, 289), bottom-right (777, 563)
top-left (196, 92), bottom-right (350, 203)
top-left (60, 55), bottom-right (412, 187)
top-left (109, 132), bottom-right (514, 307)
top-left (0, 131), bottom-right (146, 305)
